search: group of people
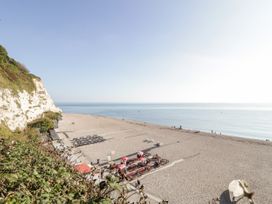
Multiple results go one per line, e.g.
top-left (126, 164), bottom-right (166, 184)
top-left (117, 151), bottom-right (147, 173)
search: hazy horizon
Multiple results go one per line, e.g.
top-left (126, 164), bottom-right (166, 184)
top-left (1, 0), bottom-right (272, 103)
top-left (57, 102), bottom-right (272, 105)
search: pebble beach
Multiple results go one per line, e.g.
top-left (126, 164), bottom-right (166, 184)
top-left (56, 113), bottom-right (272, 204)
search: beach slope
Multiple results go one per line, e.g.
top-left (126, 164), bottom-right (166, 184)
top-left (57, 113), bottom-right (272, 204)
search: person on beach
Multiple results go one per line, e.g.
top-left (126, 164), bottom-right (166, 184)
top-left (121, 156), bottom-right (128, 165)
top-left (137, 151), bottom-right (144, 159)
top-left (138, 156), bottom-right (147, 167)
top-left (137, 151), bottom-right (147, 166)
top-left (117, 161), bottom-right (127, 179)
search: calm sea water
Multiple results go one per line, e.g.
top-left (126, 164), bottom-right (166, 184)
top-left (58, 103), bottom-right (272, 141)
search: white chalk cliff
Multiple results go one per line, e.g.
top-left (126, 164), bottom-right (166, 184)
top-left (0, 78), bottom-right (61, 131)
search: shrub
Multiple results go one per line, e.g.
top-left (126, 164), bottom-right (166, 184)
top-left (43, 111), bottom-right (62, 121)
top-left (27, 117), bottom-right (54, 133)
top-left (0, 139), bottom-right (93, 203)
top-left (0, 138), bottom-right (149, 203)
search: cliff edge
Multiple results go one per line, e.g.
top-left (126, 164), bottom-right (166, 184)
top-left (0, 45), bottom-right (61, 131)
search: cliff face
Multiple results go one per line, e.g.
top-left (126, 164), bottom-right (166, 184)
top-left (0, 45), bottom-right (61, 131)
top-left (0, 79), bottom-right (61, 131)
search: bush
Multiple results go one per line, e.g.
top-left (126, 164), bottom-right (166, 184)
top-left (0, 138), bottom-right (148, 203)
top-left (27, 117), bottom-right (54, 133)
top-left (27, 111), bottom-right (62, 133)
top-left (43, 111), bottom-right (62, 121)
top-left (0, 139), bottom-right (93, 203)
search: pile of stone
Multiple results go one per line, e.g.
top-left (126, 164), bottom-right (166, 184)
top-left (72, 135), bottom-right (105, 147)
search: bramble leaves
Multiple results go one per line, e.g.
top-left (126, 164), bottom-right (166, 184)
top-left (0, 138), bottom-right (149, 203)
top-left (0, 139), bottom-right (93, 203)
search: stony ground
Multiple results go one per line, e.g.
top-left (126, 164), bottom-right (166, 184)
top-left (57, 113), bottom-right (272, 204)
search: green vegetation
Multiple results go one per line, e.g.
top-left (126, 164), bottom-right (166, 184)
top-left (0, 124), bottom-right (14, 139)
top-left (43, 111), bottom-right (62, 121)
top-left (0, 115), bottom-right (150, 203)
top-left (0, 45), bottom-right (150, 203)
top-left (0, 123), bottom-right (40, 142)
top-left (27, 117), bottom-right (55, 133)
top-left (0, 136), bottom-right (148, 203)
top-left (27, 111), bottom-right (61, 133)
top-left (0, 138), bottom-right (109, 203)
top-left (0, 112), bottom-right (148, 203)
top-left (0, 45), bottom-right (39, 94)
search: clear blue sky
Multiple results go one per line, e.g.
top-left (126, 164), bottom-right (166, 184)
top-left (1, 0), bottom-right (272, 103)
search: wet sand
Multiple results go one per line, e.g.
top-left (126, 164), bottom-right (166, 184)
top-left (56, 113), bottom-right (272, 204)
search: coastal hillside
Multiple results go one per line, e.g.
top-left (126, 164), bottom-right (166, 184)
top-left (0, 45), bottom-right (60, 131)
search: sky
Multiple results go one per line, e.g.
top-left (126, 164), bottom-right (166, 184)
top-left (1, 0), bottom-right (272, 103)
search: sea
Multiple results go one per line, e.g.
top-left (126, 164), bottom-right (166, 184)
top-left (58, 103), bottom-right (272, 141)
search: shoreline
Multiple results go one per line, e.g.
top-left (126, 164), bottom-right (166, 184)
top-left (63, 112), bottom-right (272, 145)
top-left (56, 113), bottom-right (272, 204)
top-left (59, 102), bottom-right (272, 142)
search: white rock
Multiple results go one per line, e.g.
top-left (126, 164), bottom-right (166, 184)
top-left (229, 180), bottom-right (244, 201)
top-left (0, 78), bottom-right (61, 131)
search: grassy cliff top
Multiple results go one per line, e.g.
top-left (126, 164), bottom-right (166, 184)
top-left (0, 45), bottom-right (40, 94)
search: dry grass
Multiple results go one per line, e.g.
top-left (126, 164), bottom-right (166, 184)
top-left (0, 45), bottom-right (39, 94)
